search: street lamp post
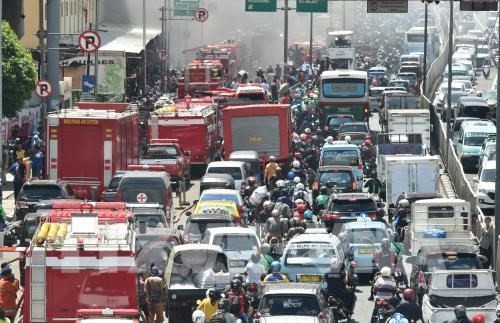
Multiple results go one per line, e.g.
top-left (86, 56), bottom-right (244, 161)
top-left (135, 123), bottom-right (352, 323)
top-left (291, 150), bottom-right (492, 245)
top-left (423, 1), bottom-right (428, 96)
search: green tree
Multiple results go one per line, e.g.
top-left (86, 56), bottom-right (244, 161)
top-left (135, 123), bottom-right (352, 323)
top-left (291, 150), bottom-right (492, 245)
top-left (2, 21), bottom-right (37, 117)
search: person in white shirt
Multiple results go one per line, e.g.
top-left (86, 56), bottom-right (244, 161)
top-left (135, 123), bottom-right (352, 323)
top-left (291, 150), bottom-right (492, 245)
top-left (245, 253), bottom-right (265, 284)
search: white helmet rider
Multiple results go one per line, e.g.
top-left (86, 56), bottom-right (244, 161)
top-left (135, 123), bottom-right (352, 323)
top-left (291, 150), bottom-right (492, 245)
top-left (380, 266), bottom-right (392, 278)
top-left (293, 176), bottom-right (301, 184)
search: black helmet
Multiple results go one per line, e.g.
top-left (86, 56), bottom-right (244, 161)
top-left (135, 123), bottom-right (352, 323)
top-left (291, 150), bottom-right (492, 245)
top-left (454, 305), bottom-right (467, 318)
top-left (232, 274), bottom-right (244, 283)
top-left (218, 298), bottom-right (230, 311)
top-left (208, 289), bottom-right (222, 300)
top-left (230, 279), bottom-right (242, 291)
top-left (376, 208), bottom-right (385, 218)
top-left (320, 186), bottom-right (328, 195)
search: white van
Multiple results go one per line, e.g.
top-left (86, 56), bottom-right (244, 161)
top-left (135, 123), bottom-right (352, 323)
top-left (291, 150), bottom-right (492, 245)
top-left (456, 120), bottom-right (496, 171)
top-left (205, 161), bottom-right (248, 190)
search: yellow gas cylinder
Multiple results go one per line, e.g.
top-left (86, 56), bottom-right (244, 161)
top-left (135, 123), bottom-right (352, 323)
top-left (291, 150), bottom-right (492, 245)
top-left (45, 223), bottom-right (59, 244)
top-left (34, 223), bottom-right (51, 246)
top-left (55, 223), bottom-right (68, 243)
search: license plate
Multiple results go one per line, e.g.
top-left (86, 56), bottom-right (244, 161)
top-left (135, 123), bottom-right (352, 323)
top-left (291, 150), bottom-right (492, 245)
top-left (357, 248), bottom-right (373, 254)
top-left (297, 274), bottom-right (321, 283)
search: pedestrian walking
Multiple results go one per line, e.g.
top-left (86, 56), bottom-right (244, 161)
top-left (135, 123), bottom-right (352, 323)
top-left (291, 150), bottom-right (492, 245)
top-left (479, 216), bottom-right (494, 268)
top-left (144, 266), bottom-right (165, 323)
top-left (137, 269), bottom-right (149, 320)
top-left (31, 146), bottom-right (43, 179)
top-left (0, 267), bottom-right (19, 323)
top-left (8, 158), bottom-right (26, 201)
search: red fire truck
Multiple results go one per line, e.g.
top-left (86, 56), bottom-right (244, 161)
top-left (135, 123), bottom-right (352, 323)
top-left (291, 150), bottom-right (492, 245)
top-left (222, 104), bottom-right (292, 164)
top-left (45, 102), bottom-right (139, 199)
top-left (196, 41), bottom-right (240, 82)
top-left (177, 60), bottom-right (225, 98)
top-left (22, 202), bottom-right (137, 323)
top-left (149, 101), bottom-right (220, 166)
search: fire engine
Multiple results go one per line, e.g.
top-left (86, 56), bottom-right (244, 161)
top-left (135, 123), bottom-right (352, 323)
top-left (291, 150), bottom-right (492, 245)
top-left (222, 104), bottom-right (292, 164)
top-left (45, 102), bottom-right (139, 199)
top-left (139, 139), bottom-right (191, 182)
top-left (21, 202), bottom-right (137, 323)
top-left (177, 60), bottom-right (225, 98)
top-left (196, 40), bottom-right (240, 81)
top-left (149, 100), bottom-right (220, 166)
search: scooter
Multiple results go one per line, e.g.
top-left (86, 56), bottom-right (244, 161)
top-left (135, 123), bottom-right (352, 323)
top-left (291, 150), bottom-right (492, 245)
top-left (246, 282), bottom-right (260, 321)
top-left (363, 159), bottom-right (378, 178)
top-left (372, 293), bottom-right (401, 323)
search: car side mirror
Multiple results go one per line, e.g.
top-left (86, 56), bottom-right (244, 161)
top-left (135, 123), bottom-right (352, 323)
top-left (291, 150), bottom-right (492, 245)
top-left (177, 224), bottom-right (184, 231)
top-left (406, 256), bottom-right (416, 264)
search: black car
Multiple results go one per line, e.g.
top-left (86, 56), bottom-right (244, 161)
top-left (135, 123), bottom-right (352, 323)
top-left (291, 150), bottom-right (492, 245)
top-left (323, 193), bottom-right (377, 233)
top-left (179, 213), bottom-right (234, 244)
top-left (101, 172), bottom-right (124, 202)
top-left (312, 166), bottom-right (357, 200)
top-left (15, 180), bottom-right (75, 221)
top-left (324, 114), bottom-right (355, 138)
top-left (406, 245), bottom-right (485, 302)
top-left (199, 173), bottom-right (235, 195)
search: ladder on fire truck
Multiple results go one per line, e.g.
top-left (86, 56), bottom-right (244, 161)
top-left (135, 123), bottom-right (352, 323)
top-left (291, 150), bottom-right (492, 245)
top-left (30, 248), bottom-right (47, 322)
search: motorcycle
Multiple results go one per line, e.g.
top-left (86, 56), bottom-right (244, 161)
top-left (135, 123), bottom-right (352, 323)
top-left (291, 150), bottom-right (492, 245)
top-left (483, 66), bottom-right (491, 79)
top-left (372, 294), bottom-right (400, 323)
top-left (246, 282), bottom-right (260, 321)
top-left (363, 159), bottom-right (378, 178)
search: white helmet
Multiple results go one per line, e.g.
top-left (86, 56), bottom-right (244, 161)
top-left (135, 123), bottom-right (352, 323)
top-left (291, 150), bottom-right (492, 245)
top-left (387, 313), bottom-right (409, 323)
top-left (338, 232), bottom-right (347, 241)
top-left (269, 156), bottom-right (276, 161)
top-left (345, 135), bottom-right (351, 143)
top-left (326, 136), bottom-right (334, 143)
top-left (276, 180), bottom-right (285, 188)
top-left (330, 257), bottom-right (341, 269)
top-left (304, 128), bottom-right (311, 134)
top-left (263, 200), bottom-right (271, 208)
top-left (294, 199), bottom-right (304, 205)
top-left (293, 176), bottom-right (301, 184)
top-left (292, 160), bottom-right (300, 168)
top-left (398, 199), bottom-right (409, 208)
top-left (296, 183), bottom-right (304, 191)
top-left (381, 266), bottom-right (392, 277)
top-left (192, 310), bottom-right (206, 323)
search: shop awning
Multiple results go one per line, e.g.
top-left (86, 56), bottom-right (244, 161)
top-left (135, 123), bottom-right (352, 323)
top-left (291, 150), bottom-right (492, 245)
top-left (98, 24), bottom-right (160, 54)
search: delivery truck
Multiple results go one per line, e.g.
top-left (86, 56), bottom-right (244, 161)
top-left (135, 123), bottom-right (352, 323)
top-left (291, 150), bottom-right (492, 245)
top-left (386, 109), bottom-right (431, 149)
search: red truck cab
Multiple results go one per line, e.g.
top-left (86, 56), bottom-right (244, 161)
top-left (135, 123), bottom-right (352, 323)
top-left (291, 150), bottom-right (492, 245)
top-left (139, 139), bottom-right (191, 183)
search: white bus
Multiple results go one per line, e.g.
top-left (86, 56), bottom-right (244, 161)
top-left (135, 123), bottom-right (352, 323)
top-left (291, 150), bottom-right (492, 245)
top-left (404, 27), bottom-right (440, 63)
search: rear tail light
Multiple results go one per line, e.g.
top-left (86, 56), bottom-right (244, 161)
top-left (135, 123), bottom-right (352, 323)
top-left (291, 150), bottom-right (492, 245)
top-left (237, 205), bottom-right (244, 216)
top-left (318, 312), bottom-right (325, 320)
top-left (313, 181), bottom-right (319, 190)
top-left (254, 312), bottom-right (261, 322)
top-left (352, 181), bottom-right (358, 190)
top-left (323, 125), bottom-right (329, 131)
top-left (417, 271), bottom-right (427, 288)
top-left (368, 212), bottom-right (376, 220)
top-left (358, 163), bottom-right (363, 170)
top-left (183, 232), bottom-right (190, 243)
top-left (324, 212), bottom-right (341, 220)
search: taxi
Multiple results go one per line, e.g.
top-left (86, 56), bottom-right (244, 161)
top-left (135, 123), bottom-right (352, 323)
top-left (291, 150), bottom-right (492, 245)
top-left (338, 218), bottom-right (390, 274)
top-left (280, 233), bottom-right (345, 286)
top-left (192, 200), bottom-right (240, 222)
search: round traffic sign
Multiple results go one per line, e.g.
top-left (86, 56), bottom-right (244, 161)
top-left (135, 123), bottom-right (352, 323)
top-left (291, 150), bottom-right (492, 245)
top-left (136, 192), bottom-right (148, 204)
top-left (35, 80), bottom-right (53, 98)
top-left (78, 30), bottom-right (101, 53)
top-left (194, 8), bottom-right (209, 22)
top-left (158, 49), bottom-right (169, 61)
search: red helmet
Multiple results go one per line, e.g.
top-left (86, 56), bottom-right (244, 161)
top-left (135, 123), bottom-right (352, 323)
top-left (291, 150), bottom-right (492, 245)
top-left (402, 288), bottom-right (414, 301)
top-left (471, 313), bottom-right (486, 323)
top-left (296, 204), bottom-right (306, 213)
top-left (248, 177), bottom-right (257, 185)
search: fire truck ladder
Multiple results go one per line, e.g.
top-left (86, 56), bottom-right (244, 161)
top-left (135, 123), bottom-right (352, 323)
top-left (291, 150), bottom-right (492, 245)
top-left (30, 248), bottom-right (47, 322)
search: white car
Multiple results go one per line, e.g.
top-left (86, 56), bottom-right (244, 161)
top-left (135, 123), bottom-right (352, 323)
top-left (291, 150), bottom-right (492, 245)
top-left (476, 160), bottom-right (495, 209)
top-left (201, 227), bottom-right (260, 276)
top-left (452, 80), bottom-right (474, 95)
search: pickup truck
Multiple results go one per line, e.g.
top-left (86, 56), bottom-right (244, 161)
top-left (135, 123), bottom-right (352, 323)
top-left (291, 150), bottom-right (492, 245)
top-left (422, 269), bottom-right (497, 322)
top-left (409, 198), bottom-right (476, 257)
top-left (164, 244), bottom-right (230, 323)
top-left (139, 139), bottom-right (191, 183)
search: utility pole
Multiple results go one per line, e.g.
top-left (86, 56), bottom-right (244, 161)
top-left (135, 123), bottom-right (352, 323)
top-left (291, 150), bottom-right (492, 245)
top-left (47, 0), bottom-right (60, 109)
top-left (446, 0), bottom-right (453, 152)
top-left (495, 1), bottom-right (500, 282)
top-left (423, 2), bottom-right (428, 96)
top-left (94, 0), bottom-right (99, 99)
top-left (283, 0), bottom-right (289, 64)
top-left (309, 13), bottom-right (313, 67)
top-left (37, 0), bottom-right (46, 144)
top-left (160, 3), bottom-right (167, 93)
top-left (143, 0), bottom-right (147, 95)
top-left (0, 0), bottom-right (3, 182)
top-left (167, 0), bottom-right (172, 93)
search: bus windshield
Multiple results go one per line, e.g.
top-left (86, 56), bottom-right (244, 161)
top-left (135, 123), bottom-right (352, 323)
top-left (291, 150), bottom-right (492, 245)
top-left (407, 33), bottom-right (425, 42)
top-left (322, 78), bottom-right (366, 98)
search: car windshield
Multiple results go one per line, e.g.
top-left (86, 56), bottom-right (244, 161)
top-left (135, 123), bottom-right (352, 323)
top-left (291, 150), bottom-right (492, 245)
top-left (285, 242), bottom-right (337, 266)
top-left (347, 228), bottom-right (388, 244)
top-left (397, 74), bottom-right (416, 82)
top-left (19, 186), bottom-right (64, 200)
top-left (389, 81), bottom-right (408, 88)
top-left (478, 47), bottom-right (489, 54)
top-left (318, 171), bottom-right (353, 185)
top-left (464, 135), bottom-right (493, 146)
top-left (186, 220), bottom-right (231, 235)
top-left (200, 193), bottom-right (241, 205)
top-left (463, 106), bottom-right (489, 118)
top-left (108, 176), bottom-right (122, 190)
top-left (143, 146), bottom-right (179, 159)
top-left (423, 254), bottom-right (481, 271)
top-left (212, 234), bottom-right (258, 252)
top-left (207, 167), bottom-right (243, 180)
top-left (321, 149), bottom-right (359, 166)
top-left (340, 124), bottom-right (368, 133)
top-left (135, 214), bottom-right (165, 228)
top-left (484, 91), bottom-right (496, 100)
top-left (259, 295), bottom-right (320, 317)
top-left (369, 89), bottom-right (384, 97)
top-left (329, 199), bottom-right (376, 213)
top-left (328, 116), bottom-right (353, 127)
top-left (481, 168), bottom-right (496, 182)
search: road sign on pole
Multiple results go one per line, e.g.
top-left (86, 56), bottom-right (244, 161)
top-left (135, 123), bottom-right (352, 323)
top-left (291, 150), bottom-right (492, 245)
top-left (367, 0), bottom-right (408, 13)
top-left (174, 0), bottom-right (200, 16)
top-left (296, 0), bottom-right (328, 13)
top-left (35, 80), bottom-right (53, 98)
top-left (194, 8), bottom-right (209, 22)
top-left (158, 49), bottom-right (169, 60)
top-left (245, 0), bottom-right (277, 12)
top-left (460, 0), bottom-right (498, 11)
top-left (78, 30), bottom-right (101, 53)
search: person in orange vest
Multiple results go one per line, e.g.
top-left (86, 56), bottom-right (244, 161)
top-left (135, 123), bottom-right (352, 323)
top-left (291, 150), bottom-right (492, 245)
top-left (0, 267), bottom-right (20, 322)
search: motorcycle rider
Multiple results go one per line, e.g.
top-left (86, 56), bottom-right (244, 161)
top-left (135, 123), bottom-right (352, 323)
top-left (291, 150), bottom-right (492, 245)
top-left (293, 183), bottom-right (310, 205)
top-left (374, 208), bottom-right (388, 226)
top-left (207, 298), bottom-right (236, 323)
top-left (371, 267), bottom-right (398, 319)
top-left (263, 261), bottom-right (289, 283)
top-left (393, 199), bottom-right (410, 241)
top-left (360, 136), bottom-right (376, 164)
top-left (293, 203), bottom-right (307, 221)
top-left (197, 289), bottom-right (223, 321)
top-left (256, 200), bottom-right (273, 240)
top-left (471, 313), bottom-right (486, 323)
top-left (226, 279), bottom-right (248, 323)
top-left (291, 160), bottom-right (306, 183)
top-left (315, 186), bottom-right (330, 213)
top-left (483, 65), bottom-right (490, 79)
top-left (375, 238), bottom-right (396, 270)
top-left (324, 257), bottom-right (355, 317)
top-left (274, 196), bottom-right (292, 219)
top-left (265, 210), bottom-right (287, 243)
top-left (259, 243), bottom-right (274, 273)
top-left (245, 253), bottom-right (265, 284)
top-left (448, 305), bottom-right (472, 323)
top-left (393, 289), bottom-right (422, 322)
top-left (242, 177), bottom-right (258, 201)
top-left (264, 156), bottom-right (279, 189)
top-left (304, 210), bottom-right (316, 228)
